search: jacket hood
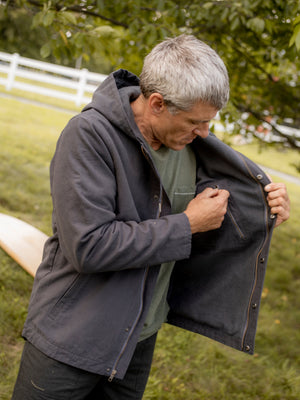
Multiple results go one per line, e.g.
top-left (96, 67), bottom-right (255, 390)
top-left (82, 69), bottom-right (141, 141)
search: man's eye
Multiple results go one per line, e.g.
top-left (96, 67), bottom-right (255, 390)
top-left (190, 120), bottom-right (210, 125)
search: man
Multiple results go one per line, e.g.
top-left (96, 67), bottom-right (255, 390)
top-left (12, 35), bottom-right (289, 399)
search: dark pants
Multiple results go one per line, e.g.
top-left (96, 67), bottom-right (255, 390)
top-left (11, 334), bottom-right (157, 400)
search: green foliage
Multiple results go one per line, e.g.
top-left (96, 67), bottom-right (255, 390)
top-left (0, 6), bottom-right (52, 61)
top-left (0, 0), bottom-right (299, 154)
top-left (290, 15), bottom-right (300, 49)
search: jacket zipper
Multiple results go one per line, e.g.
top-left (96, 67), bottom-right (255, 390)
top-left (241, 224), bottom-right (270, 350)
top-left (108, 266), bottom-right (150, 381)
top-left (141, 144), bottom-right (163, 218)
top-left (108, 145), bottom-right (162, 381)
top-left (238, 156), bottom-right (271, 351)
top-left (212, 183), bottom-right (245, 239)
top-left (227, 208), bottom-right (245, 239)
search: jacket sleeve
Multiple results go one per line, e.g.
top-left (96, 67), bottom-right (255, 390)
top-left (50, 116), bottom-right (191, 274)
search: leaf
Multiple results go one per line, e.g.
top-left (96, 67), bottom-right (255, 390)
top-left (139, 24), bottom-right (158, 47)
top-left (59, 30), bottom-right (68, 46)
top-left (93, 25), bottom-right (118, 38)
top-left (247, 17), bottom-right (265, 34)
top-left (60, 11), bottom-right (77, 25)
top-left (293, 15), bottom-right (300, 26)
top-left (129, 19), bottom-right (140, 35)
top-left (73, 32), bottom-right (84, 49)
top-left (40, 42), bottom-right (51, 58)
top-left (52, 46), bottom-right (62, 61)
top-left (31, 11), bottom-right (44, 29)
top-left (146, 25), bottom-right (158, 46)
top-left (264, 19), bottom-right (273, 34)
top-left (82, 53), bottom-right (90, 62)
top-left (203, 2), bottom-right (214, 9)
top-left (43, 10), bottom-right (55, 27)
top-left (230, 16), bottom-right (240, 31)
top-left (96, 0), bottom-right (105, 11)
top-left (157, 0), bottom-right (165, 12)
top-left (221, 7), bottom-right (229, 22)
top-left (289, 23), bottom-right (300, 49)
top-left (295, 32), bottom-right (300, 50)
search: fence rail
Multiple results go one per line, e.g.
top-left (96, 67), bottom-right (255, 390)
top-left (0, 52), bottom-right (107, 106)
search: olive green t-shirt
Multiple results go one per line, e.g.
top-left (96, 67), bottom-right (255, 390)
top-left (139, 144), bottom-right (196, 341)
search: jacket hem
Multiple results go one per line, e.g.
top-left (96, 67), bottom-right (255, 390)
top-left (22, 325), bottom-right (115, 377)
top-left (166, 315), bottom-right (254, 355)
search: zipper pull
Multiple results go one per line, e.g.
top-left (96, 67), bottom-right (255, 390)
top-left (108, 369), bottom-right (117, 382)
top-left (159, 201), bottom-right (162, 217)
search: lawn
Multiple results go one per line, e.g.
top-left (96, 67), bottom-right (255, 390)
top-left (0, 94), bottom-right (299, 399)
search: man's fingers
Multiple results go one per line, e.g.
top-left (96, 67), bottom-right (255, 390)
top-left (264, 182), bottom-right (286, 195)
top-left (197, 187), bottom-right (230, 200)
top-left (264, 182), bottom-right (290, 227)
top-left (196, 187), bottom-right (219, 199)
top-left (218, 189), bottom-right (230, 200)
top-left (184, 188), bottom-right (230, 234)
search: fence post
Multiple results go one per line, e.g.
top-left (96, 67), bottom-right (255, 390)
top-left (76, 68), bottom-right (88, 106)
top-left (6, 53), bottom-right (19, 91)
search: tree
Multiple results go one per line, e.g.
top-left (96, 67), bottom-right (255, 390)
top-left (1, 0), bottom-right (300, 157)
top-left (0, 5), bottom-right (53, 61)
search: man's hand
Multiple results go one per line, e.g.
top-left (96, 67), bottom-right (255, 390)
top-left (264, 182), bottom-right (290, 227)
top-left (184, 188), bottom-right (230, 234)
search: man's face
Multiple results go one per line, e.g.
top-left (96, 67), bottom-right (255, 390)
top-left (153, 102), bottom-right (218, 151)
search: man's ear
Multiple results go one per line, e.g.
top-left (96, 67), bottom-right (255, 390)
top-left (148, 93), bottom-right (166, 115)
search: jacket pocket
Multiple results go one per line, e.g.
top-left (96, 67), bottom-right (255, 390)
top-left (194, 179), bottom-right (247, 249)
top-left (227, 196), bottom-right (246, 240)
top-left (36, 237), bottom-right (59, 279)
top-left (172, 185), bottom-right (196, 214)
top-left (48, 273), bottom-right (88, 320)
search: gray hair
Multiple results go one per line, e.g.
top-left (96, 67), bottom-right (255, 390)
top-left (139, 34), bottom-right (229, 113)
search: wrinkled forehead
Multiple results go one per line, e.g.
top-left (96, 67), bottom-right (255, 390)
top-left (177, 102), bottom-right (218, 122)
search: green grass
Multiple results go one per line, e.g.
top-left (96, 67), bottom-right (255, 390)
top-left (0, 95), bottom-right (299, 399)
top-left (0, 96), bottom-right (72, 231)
top-left (232, 141), bottom-right (300, 178)
top-left (216, 130), bottom-right (300, 178)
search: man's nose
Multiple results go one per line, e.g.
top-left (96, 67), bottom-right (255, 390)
top-left (193, 124), bottom-right (210, 138)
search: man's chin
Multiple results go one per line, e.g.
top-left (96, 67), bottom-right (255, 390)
top-left (172, 140), bottom-right (194, 151)
top-left (169, 144), bottom-right (187, 151)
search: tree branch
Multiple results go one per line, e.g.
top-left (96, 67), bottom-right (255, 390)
top-left (234, 101), bottom-right (300, 149)
top-left (231, 41), bottom-right (276, 83)
top-left (26, 0), bottom-right (129, 28)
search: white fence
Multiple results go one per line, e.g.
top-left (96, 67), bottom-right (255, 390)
top-left (0, 52), bottom-right (108, 106)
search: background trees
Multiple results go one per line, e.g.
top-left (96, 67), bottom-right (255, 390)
top-left (1, 0), bottom-right (300, 155)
